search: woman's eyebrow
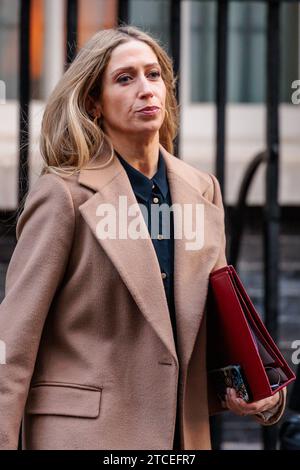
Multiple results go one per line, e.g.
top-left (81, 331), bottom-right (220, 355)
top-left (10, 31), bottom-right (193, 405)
top-left (110, 62), bottom-right (161, 77)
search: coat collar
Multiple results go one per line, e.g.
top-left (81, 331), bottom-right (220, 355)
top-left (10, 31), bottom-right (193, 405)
top-left (78, 144), bottom-right (223, 370)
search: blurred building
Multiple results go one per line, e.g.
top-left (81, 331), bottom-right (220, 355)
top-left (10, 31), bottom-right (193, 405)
top-left (0, 0), bottom-right (299, 210)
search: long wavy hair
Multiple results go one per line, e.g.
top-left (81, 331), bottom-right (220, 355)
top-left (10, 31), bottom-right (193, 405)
top-left (39, 25), bottom-right (179, 177)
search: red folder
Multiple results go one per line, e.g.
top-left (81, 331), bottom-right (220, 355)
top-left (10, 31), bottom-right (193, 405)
top-left (207, 265), bottom-right (296, 402)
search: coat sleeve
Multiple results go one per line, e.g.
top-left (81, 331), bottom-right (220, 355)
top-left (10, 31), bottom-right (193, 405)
top-left (0, 173), bottom-right (75, 449)
top-left (251, 387), bottom-right (287, 426)
top-left (207, 173), bottom-right (227, 271)
top-left (207, 173), bottom-right (286, 425)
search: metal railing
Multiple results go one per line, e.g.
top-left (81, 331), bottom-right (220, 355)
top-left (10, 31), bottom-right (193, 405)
top-left (18, 0), bottom-right (31, 210)
top-left (213, 0), bottom-right (290, 451)
top-left (66, 0), bottom-right (78, 65)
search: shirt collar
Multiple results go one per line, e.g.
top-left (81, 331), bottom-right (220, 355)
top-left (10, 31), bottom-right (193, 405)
top-left (115, 149), bottom-right (169, 202)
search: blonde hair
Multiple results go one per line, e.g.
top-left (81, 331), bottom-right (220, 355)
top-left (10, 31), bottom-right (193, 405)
top-left (40, 25), bottom-right (179, 177)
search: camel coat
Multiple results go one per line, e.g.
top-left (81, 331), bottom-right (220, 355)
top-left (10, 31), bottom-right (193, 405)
top-left (0, 145), bottom-right (286, 450)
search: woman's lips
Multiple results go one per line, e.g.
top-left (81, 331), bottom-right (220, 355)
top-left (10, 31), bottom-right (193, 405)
top-left (136, 107), bottom-right (160, 116)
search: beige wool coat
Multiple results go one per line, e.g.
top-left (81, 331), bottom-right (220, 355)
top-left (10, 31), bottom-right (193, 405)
top-left (0, 144), bottom-right (286, 450)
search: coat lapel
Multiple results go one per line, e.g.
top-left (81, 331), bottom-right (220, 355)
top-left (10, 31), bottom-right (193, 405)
top-left (77, 146), bottom-right (224, 369)
top-left (78, 150), bottom-right (178, 364)
top-left (161, 147), bottom-right (224, 368)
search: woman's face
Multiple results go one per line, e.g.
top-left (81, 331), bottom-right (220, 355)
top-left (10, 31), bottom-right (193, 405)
top-left (99, 40), bottom-right (166, 139)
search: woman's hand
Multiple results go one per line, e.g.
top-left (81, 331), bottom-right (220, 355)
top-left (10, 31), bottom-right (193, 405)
top-left (222, 387), bottom-right (280, 417)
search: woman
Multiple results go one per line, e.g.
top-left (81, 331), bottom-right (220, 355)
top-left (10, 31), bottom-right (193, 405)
top-left (0, 25), bottom-right (286, 450)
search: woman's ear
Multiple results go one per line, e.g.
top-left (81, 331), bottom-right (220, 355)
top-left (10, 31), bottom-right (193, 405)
top-left (86, 94), bottom-right (102, 118)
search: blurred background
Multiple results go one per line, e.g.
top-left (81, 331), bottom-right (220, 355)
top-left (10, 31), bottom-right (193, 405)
top-left (0, 0), bottom-right (299, 450)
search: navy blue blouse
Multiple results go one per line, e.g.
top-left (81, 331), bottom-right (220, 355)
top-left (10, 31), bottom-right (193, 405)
top-left (116, 150), bottom-right (177, 349)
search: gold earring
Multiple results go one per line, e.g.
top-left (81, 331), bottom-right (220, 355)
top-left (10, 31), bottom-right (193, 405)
top-left (93, 115), bottom-right (101, 126)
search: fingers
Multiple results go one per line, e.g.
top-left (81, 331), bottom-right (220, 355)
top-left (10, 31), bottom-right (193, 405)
top-left (225, 388), bottom-right (249, 416)
top-left (225, 388), bottom-right (280, 416)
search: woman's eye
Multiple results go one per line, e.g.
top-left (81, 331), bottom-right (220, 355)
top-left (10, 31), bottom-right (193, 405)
top-left (149, 71), bottom-right (161, 79)
top-left (116, 71), bottom-right (161, 84)
top-left (117, 75), bottom-right (132, 84)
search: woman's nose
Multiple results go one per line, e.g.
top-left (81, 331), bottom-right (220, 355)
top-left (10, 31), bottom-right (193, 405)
top-left (137, 77), bottom-right (154, 99)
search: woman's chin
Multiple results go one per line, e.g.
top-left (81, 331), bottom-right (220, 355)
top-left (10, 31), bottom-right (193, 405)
top-left (129, 122), bottom-right (163, 135)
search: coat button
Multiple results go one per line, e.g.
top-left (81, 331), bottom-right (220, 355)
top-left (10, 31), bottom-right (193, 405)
top-left (153, 197), bottom-right (159, 203)
top-left (157, 234), bottom-right (164, 240)
top-left (161, 272), bottom-right (167, 279)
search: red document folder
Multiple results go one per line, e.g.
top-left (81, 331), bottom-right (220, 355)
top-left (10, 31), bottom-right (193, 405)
top-left (207, 265), bottom-right (296, 402)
